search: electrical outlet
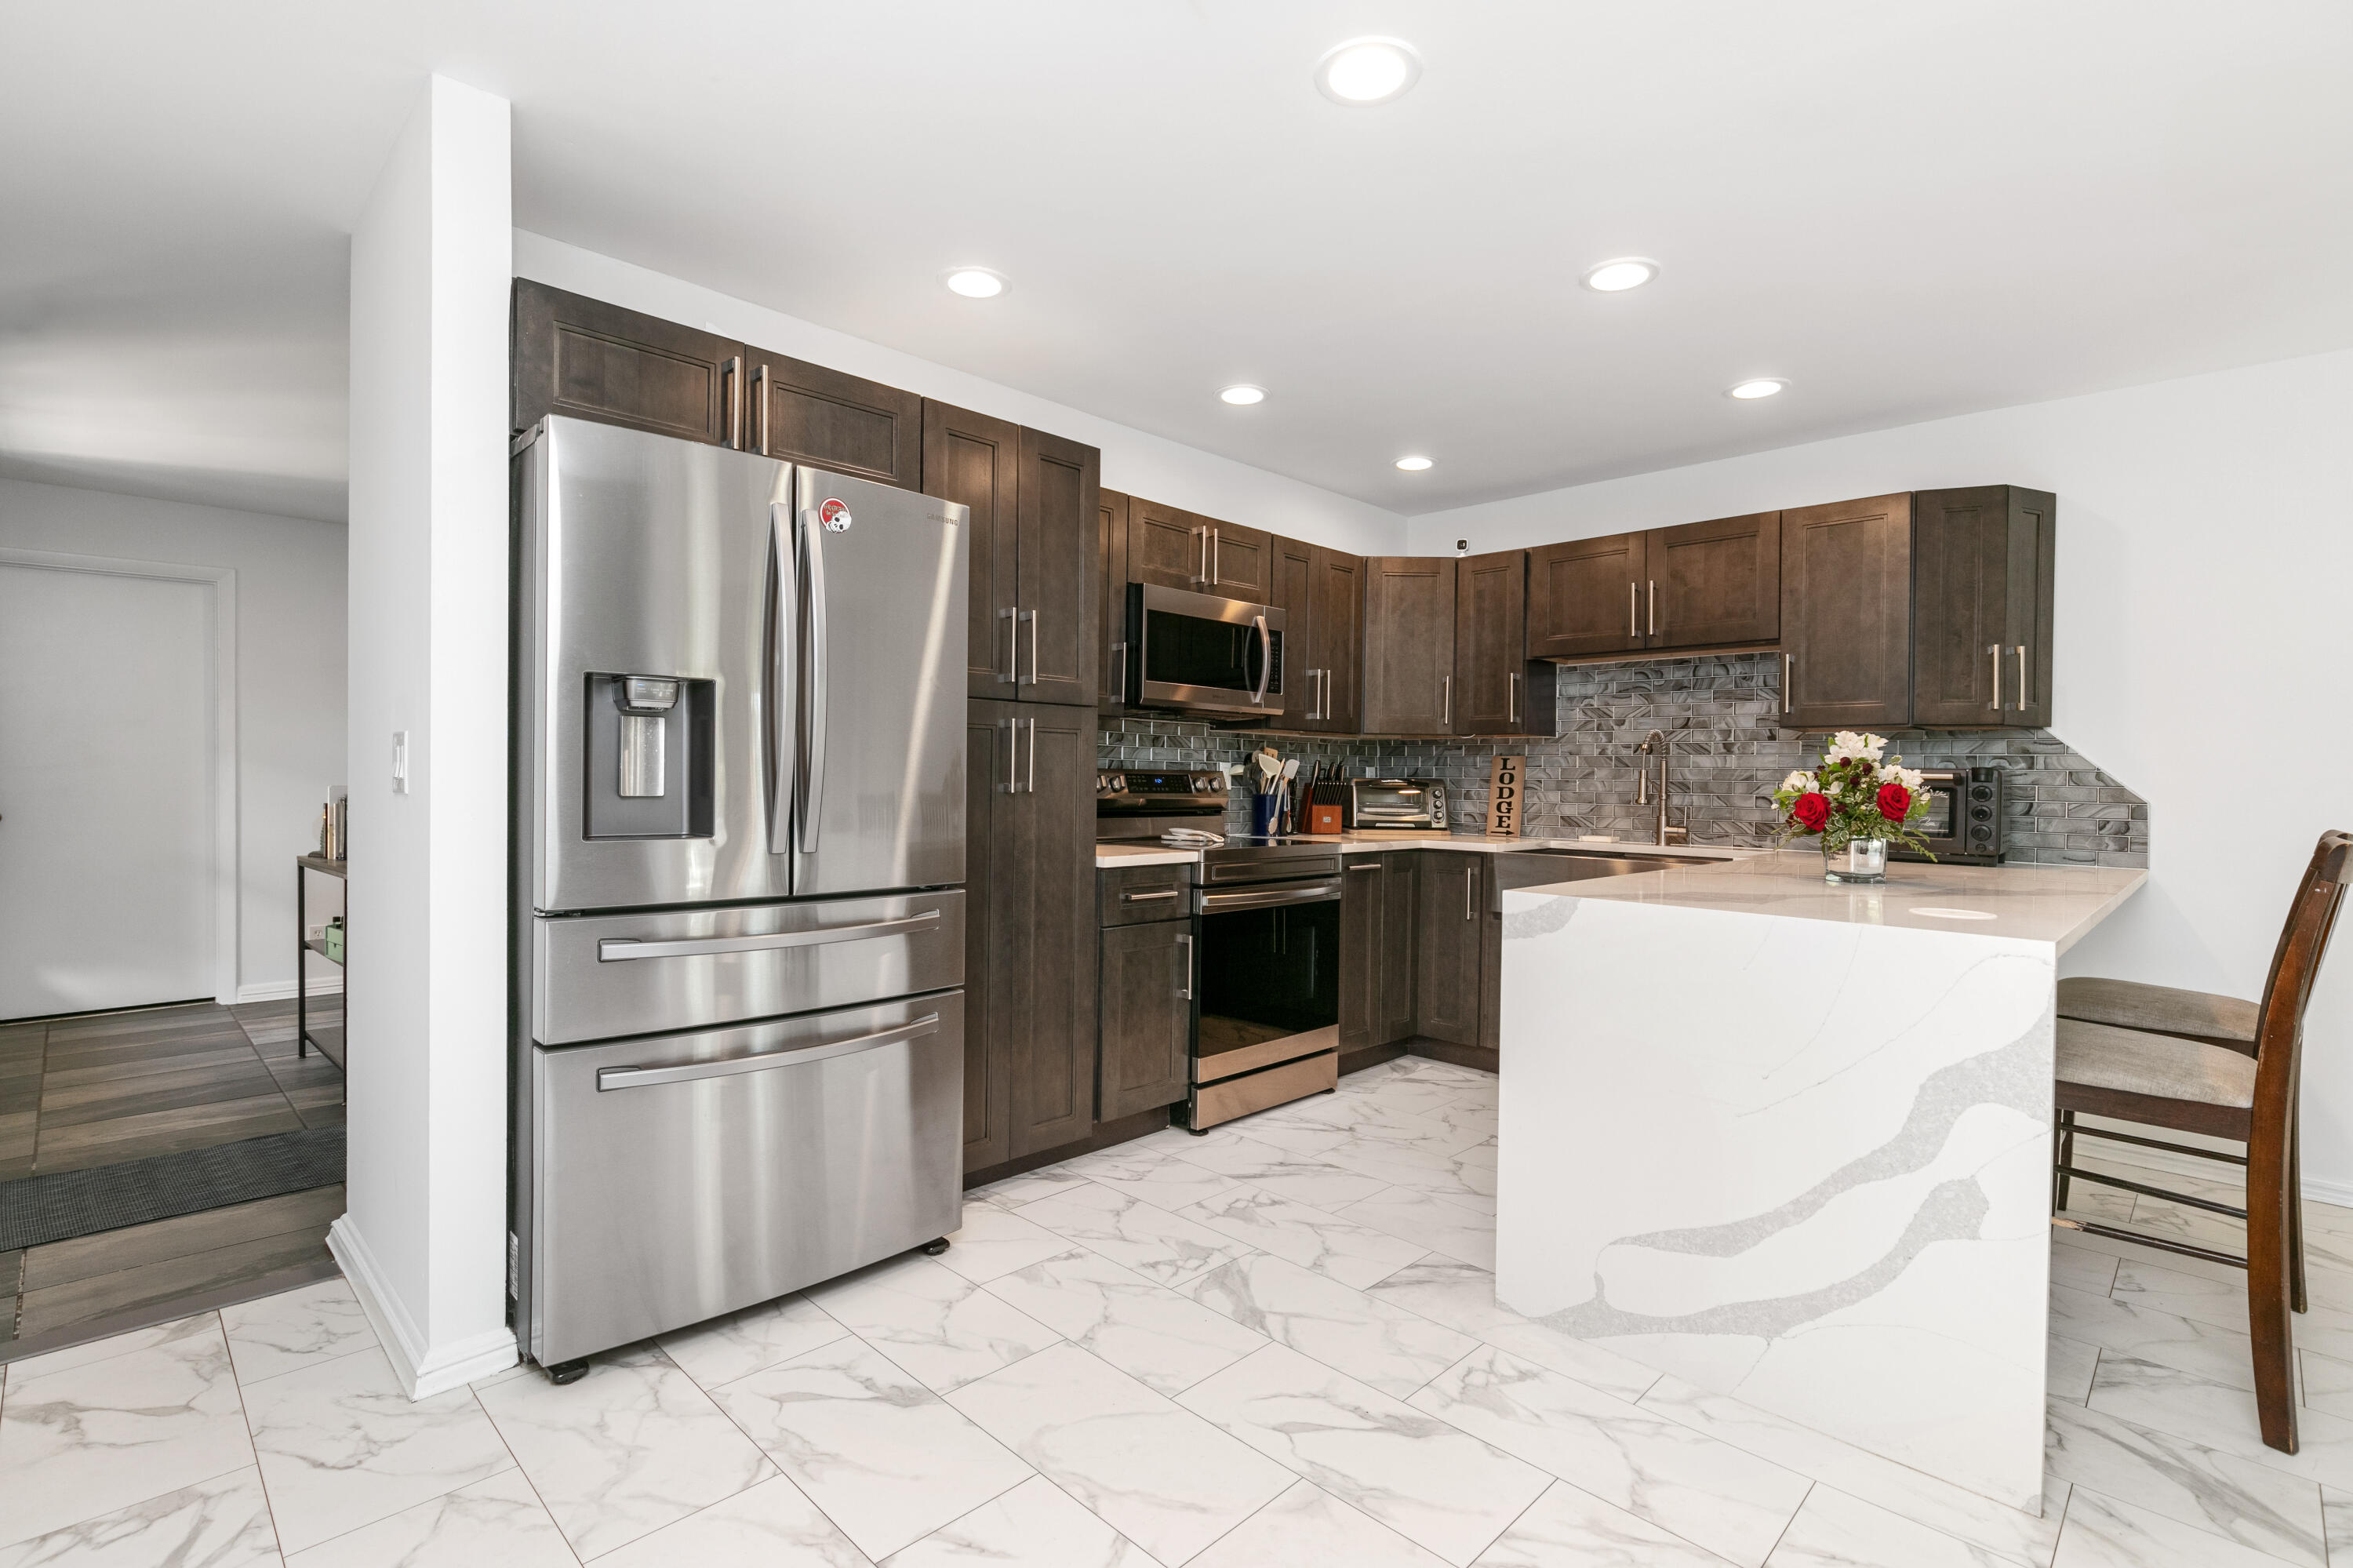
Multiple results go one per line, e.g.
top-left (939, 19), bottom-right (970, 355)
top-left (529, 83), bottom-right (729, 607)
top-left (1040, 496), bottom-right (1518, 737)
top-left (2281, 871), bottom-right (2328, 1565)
top-left (307, 924), bottom-right (326, 943)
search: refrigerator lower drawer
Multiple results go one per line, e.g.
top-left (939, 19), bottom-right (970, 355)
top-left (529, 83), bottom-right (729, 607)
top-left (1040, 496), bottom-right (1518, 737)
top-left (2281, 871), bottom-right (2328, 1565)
top-left (533, 890), bottom-right (964, 1045)
top-left (527, 991), bottom-right (963, 1366)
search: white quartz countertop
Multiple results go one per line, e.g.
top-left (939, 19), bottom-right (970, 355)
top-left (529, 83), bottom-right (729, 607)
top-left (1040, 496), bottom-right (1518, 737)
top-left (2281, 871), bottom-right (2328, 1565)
top-left (1093, 834), bottom-right (1758, 870)
top-left (1513, 847), bottom-right (2146, 951)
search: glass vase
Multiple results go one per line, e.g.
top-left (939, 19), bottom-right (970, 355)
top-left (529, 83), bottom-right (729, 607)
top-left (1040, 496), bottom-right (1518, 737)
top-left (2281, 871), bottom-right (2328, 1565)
top-left (1824, 837), bottom-right (1888, 884)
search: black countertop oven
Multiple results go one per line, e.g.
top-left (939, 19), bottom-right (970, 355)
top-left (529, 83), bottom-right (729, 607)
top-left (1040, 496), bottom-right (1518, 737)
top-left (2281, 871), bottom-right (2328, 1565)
top-left (1892, 766), bottom-right (2004, 865)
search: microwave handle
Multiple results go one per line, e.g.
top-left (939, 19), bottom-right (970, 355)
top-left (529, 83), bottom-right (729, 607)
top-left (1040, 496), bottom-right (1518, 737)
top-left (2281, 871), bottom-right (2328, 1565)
top-left (1251, 614), bottom-right (1271, 705)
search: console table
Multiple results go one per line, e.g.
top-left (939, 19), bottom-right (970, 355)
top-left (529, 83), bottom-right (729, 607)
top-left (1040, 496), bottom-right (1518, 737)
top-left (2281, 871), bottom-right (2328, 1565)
top-left (295, 854), bottom-right (346, 1083)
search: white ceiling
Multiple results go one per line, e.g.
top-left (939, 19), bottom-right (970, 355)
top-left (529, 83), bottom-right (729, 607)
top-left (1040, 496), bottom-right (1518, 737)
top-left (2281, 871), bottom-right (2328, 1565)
top-left (5, 1), bottom-right (2350, 523)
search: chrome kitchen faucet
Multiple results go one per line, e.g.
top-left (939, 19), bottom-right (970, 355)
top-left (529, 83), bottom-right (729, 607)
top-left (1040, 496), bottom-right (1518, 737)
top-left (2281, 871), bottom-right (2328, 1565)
top-left (1635, 729), bottom-right (1688, 846)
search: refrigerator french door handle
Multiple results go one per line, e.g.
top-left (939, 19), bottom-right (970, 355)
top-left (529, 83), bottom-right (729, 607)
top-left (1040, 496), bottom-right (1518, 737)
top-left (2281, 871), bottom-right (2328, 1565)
top-left (595, 910), bottom-right (941, 962)
top-left (1251, 615), bottom-right (1271, 704)
top-left (798, 508), bottom-right (830, 851)
top-left (595, 1014), bottom-right (941, 1091)
top-left (765, 503), bottom-right (797, 855)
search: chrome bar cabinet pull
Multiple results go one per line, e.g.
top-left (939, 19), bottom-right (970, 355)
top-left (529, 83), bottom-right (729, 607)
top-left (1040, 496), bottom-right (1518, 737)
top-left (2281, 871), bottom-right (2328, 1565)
top-left (1176, 933), bottom-right (1193, 1000)
top-left (1019, 609), bottom-right (1038, 686)
top-left (1783, 653), bottom-right (1794, 715)
top-left (1988, 643), bottom-right (2002, 710)
top-left (2015, 644), bottom-right (2030, 711)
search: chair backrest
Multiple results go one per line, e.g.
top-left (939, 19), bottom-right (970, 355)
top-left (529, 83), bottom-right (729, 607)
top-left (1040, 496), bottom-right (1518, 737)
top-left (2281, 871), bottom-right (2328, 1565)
top-left (2250, 831), bottom-right (2353, 1118)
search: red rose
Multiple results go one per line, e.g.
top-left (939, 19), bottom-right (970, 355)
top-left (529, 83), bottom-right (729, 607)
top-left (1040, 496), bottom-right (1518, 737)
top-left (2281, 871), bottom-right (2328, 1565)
top-left (1791, 792), bottom-right (1831, 832)
top-left (1877, 782), bottom-right (1911, 821)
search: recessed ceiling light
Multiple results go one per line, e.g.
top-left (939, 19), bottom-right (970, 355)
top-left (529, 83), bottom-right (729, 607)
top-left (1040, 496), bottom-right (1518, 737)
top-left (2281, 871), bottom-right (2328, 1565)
top-left (1395, 456), bottom-right (1433, 471)
top-left (1582, 257), bottom-right (1660, 293)
top-left (1727, 378), bottom-right (1787, 400)
top-left (1316, 38), bottom-right (1421, 105)
top-left (1219, 384), bottom-right (1267, 406)
top-left (943, 267), bottom-right (1005, 298)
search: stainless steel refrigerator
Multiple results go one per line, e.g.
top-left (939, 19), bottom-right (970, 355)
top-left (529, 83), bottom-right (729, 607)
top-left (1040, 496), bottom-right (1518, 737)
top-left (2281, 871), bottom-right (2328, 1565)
top-left (511, 415), bottom-right (969, 1372)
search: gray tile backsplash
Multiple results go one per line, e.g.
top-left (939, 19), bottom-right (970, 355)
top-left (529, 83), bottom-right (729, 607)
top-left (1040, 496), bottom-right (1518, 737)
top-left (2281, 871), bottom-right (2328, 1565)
top-left (1100, 652), bottom-right (2148, 868)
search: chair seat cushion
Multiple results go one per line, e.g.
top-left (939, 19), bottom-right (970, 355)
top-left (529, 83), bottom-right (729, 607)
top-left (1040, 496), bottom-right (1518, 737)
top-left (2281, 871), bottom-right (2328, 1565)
top-left (2057, 1017), bottom-right (2258, 1108)
top-left (2057, 976), bottom-right (2259, 1044)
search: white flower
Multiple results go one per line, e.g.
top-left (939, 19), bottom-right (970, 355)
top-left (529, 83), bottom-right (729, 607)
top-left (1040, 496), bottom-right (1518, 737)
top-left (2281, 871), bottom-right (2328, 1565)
top-left (1824, 730), bottom-right (1889, 764)
top-left (1779, 769), bottom-right (1817, 795)
top-left (1887, 765), bottom-right (1926, 791)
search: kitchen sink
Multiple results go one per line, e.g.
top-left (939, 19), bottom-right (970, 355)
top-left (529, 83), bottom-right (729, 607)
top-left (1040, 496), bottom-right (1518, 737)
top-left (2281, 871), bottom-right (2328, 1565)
top-left (1491, 846), bottom-right (1718, 893)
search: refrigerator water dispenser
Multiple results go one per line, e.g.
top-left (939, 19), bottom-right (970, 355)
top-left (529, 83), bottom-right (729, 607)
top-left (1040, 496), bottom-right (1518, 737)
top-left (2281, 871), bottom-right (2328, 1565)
top-left (584, 673), bottom-right (715, 839)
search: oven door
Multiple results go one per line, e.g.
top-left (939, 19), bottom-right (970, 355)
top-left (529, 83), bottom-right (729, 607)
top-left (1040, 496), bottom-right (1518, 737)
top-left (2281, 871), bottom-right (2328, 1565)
top-left (1194, 877), bottom-right (1340, 1081)
top-left (1131, 584), bottom-right (1286, 717)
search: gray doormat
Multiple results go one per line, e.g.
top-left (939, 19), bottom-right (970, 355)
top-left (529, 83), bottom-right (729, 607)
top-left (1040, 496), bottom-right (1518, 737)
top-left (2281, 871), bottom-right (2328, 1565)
top-left (0, 1127), bottom-right (346, 1252)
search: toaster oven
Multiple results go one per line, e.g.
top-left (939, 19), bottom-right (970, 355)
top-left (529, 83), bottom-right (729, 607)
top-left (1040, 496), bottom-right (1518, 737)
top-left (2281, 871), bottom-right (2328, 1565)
top-left (1303, 777), bottom-right (1449, 831)
top-left (1890, 766), bottom-right (2004, 865)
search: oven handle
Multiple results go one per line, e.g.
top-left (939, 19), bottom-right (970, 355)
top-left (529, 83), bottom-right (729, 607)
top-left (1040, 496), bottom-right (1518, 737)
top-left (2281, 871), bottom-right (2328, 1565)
top-left (1198, 880), bottom-right (1343, 913)
top-left (596, 1014), bottom-right (940, 1091)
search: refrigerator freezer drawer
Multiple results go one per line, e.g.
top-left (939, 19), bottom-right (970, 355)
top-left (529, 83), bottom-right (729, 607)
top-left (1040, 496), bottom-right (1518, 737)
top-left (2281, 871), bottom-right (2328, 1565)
top-left (528, 991), bottom-right (963, 1366)
top-left (532, 891), bottom-right (965, 1045)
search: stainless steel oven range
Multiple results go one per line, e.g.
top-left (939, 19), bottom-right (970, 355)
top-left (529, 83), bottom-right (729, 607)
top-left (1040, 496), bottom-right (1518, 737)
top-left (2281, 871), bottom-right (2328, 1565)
top-left (1187, 841), bottom-right (1341, 1130)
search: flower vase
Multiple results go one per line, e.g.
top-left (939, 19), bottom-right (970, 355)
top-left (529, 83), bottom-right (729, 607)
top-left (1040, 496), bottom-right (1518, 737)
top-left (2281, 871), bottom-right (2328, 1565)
top-left (1824, 837), bottom-right (1887, 884)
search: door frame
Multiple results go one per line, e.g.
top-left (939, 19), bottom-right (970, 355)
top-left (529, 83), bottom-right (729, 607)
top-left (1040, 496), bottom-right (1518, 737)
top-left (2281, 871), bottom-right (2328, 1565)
top-left (0, 547), bottom-right (240, 1006)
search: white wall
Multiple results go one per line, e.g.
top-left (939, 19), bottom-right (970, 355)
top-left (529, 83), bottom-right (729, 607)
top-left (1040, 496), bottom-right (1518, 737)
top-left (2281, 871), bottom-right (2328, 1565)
top-left (1410, 349), bottom-right (2353, 1199)
top-left (336, 74), bottom-right (515, 1399)
top-left (512, 232), bottom-right (1407, 557)
top-left (0, 476), bottom-right (345, 1000)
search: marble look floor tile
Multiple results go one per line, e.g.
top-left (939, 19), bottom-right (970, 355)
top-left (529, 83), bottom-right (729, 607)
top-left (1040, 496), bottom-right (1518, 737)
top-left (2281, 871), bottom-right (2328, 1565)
top-left (240, 1345), bottom-right (515, 1554)
top-left (946, 1342), bottom-right (1291, 1567)
top-left (2050, 1335), bottom-right (2101, 1404)
top-left (1352, 1079), bottom-right (1475, 1120)
top-left (882, 1473), bottom-right (1151, 1568)
top-left (0, 1312), bottom-right (254, 1550)
top-left (0, 1306), bottom-right (220, 1381)
top-left (1763, 1483), bottom-right (2005, 1568)
top-left (708, 1337), bottom-right (1031, 1560)
top-left (1177, 1188), bottom-right (1427, 1290)
top-left (1059, 1150), bottom-right (1247, 1213)
top-left (1159, 1131), bottom-right (1395, 1210)
top-left (656, 1292), bottom-right (849, 1389)
top-left (936, 1201), bottom-right (1082, 1284)
top-left (2043, 1395), bottom-right (2324, 1568)
top-left (1412, 1347), bottom-right (1809, 1568)
top-left (1209, 1114), bottom-right (1352, 1159)
top-left (219, 1275), bottom-right (376, 1384)
top-left (2047, 1226), bottom-right (2249, 1289)
top-left (2089, 1355), bottom-right (2353, 1492)
top-left (284, 1467), bottom-right (575, 1568)
top-left (1184, 1254), bottom-right (1477, 1399)
top-left (596, 1474), bottom-right (872, 1568)
top-left (2323, 1486), bottom-right (2353, 1560)
top-left (1191, 1479), bottom-right (1450, 1568)
top-left (1180, 1343), bottom-right (1551, 1567)
top-left (1013, 1181), bottom-right (1257, 1288)
top-left (805, 1253), bottom-right (1061, 1394)
top-left (1336, 1189), bottom-right (1497, 1270)
top-left (1311, 1112), bottom-right (1492, 1166)
top-left (2052, 1485), bottom-right (2300, 1567)
top-left (2050, 1243), bottom-right (2121, 1297)
top-left (980, 1248), bottom-right (1265, 1396)
top-left (2048, 1282), bottom-right (2260, 1393)
top-left (1472, 1479), bottom-right (1735, 1567)
top-left (1636, 1375), bottom-right (2066, 1568)
top-left (967, 1166), bottom-right (1093, 1209)
top-left (475, 1341), bottom-right (775, 1559)
top-left (2112, 1259), bottom-right (2353, 1367)
top-left (2299, 1348), bottom-right (2353, 1419)
top-left (1366, 1259), bottom-right (1662, 1404)
top-left (0, 1464), bottom-right (278, 1568)
top-left (2129, 1194), bottom-right (2353, 1276)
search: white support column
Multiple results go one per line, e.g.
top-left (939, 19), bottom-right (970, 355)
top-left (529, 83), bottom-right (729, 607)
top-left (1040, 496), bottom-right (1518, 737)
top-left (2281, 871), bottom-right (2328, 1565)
top-left (335, 73), bottom-right (515, 1399)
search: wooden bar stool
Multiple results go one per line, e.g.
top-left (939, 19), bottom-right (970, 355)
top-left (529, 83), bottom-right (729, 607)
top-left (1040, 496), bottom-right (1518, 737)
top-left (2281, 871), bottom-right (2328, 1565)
top-left (2052, 830), bottom-right (2350, 1454)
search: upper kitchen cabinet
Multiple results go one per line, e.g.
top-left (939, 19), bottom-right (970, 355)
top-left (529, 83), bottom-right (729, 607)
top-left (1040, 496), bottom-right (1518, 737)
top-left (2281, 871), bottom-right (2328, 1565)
top-left (1015, 428), bottom-right (1100, 708)
top-left (1198, 518), bottom-right (1270, 599)
top-left (1121, 503), bottom-right (1269, 599)
top-left (746, 347), bottom-right (921, 488)
top-left (1646, 511), bottom-right (1781, 648)
top-left (1454, 549), bottom-right (1555, 735)
top-left (1911, 486), bottom-right (2056, 729)
top-left (1098, 488), bottom-right (1132, 711)
top-left (1780, 493), bottom-right (1915, 730)
top-left (1270, 537), bottom-right (1364, 733)
top-left (511, 279), bottom-right (742, 445)
top-left (1362, 557), bottom-right (1457, 733)
top-left (1526, 532), bottom-right (1647, 658)
top-left (926, 401), bottom-right (1023, 700)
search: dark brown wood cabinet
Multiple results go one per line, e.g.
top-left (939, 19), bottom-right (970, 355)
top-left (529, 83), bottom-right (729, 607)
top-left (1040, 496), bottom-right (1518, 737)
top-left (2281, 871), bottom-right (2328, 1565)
top-left (1339, 853), bottom-right (1417, 1050)
top-left (1362, 558), bottom-right (1457, 734)
top-left (1380, 853), bottom-right (1417, 1045)
top-left (1780, 493), bottom-right (1915, 732)
top-left (1454, 550), bottom-right (1555, 735)
top-left (1414, 851), bottom-right (1484, 1046)
top-left (1911, 486), bottom-right (2056, 729)
top-left (1269, 538), bottom-right (1364, 733)
top-left (1199, 519), bottom-right (1270, 599)
top-left (1099, 916), bottom-right (1191, 1122)
top-left (1526, 533), bottom-right (1646, 658)
top-left (1478, 857), bottom-right (1502, 1056)
top-left (1016, 429), bottom-right (1100, 708)
top-left (964, 700), bottom-right (1097, 1170)
top-left (746, 347), bottom-right (921, 488)
top-left (1099, 489), bottom-right (1132, 711)
top-left (926, 402), bottom-right (1024, 700)
top-left (1129, 499), bottom-right (1205, 591)
top-left (511, 279), bottom-right (741, 445)
top-left (1647, 512), bottom-right (1781, 648)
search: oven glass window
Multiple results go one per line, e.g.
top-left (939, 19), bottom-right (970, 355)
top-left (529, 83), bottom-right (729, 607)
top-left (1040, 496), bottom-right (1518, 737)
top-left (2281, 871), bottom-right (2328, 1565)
top-left (1142, 609), bottom-right (1282, 697)
top-left (1917, 787), bottom-right (1955, 838)
top-left (1198, 899), bottom-right (1337, 1055)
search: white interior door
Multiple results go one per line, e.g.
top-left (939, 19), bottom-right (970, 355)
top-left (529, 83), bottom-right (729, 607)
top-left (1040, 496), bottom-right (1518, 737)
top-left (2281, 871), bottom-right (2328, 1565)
top-left (0, 562), bottom-right (216, 1019)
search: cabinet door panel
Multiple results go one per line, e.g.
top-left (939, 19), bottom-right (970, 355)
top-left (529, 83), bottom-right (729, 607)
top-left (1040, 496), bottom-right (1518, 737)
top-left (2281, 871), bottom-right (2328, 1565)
top-left (2007, 489), bottom-right (2057, 729)
top-left (1648, 512), bottom-right (1780, 649)
top-left (963, 702), bottom-right (1016, 1172)
top-left (512, 280), bottom-right (740, 446)
top-left (1379, 853), bottom-right (1417, 1044)
top-left (1100, 921), bottom-right (1191, 1121)
top-left (1010, 707), bottom-right (1098, 1156)
top-left (1016, 429), bottom-right (1100, 707)
top-left (1414, 852), bottom-right (1482, 1046)
top-left (1478, 858), bottom-right (1502, 1054)
top-left (1310, 548), bottom-right (1363, 733)
top-left (1202, 520), bottom-right (1269, 599)
top-left (1099, 489), bottom-right (1131, 711)
top-left (1527, 533), bottom-right (1645, 658)
top-left (1362, 558), bottom-right (1457, 734)
top-left (1454, 550), bottom-right (1529, 734)
top-left (1129, 498), bottom-right (1202, 589)
top-left (926, 402), bottom-right (1023, 700)
top-left (1780, 494), bottom-right (1913, 731)
top-left (751, 349), bottom-right (921, 489)
top-left (1271, 537), bottom-right (1317, 726)
top-left (1910, 487), bottom-right (2009, 727)
top-left (1338, 857), bottom-right (1383, 1050)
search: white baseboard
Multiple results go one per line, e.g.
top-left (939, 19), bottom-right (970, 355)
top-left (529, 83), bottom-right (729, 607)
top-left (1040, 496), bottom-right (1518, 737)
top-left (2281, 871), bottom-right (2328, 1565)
top-left (235, 978), bottom-right (343, 1003)
top-left (329, 1217), bottom-right (518, 1400)
top-left (2074, 1124), bottom-right (2353, 1210)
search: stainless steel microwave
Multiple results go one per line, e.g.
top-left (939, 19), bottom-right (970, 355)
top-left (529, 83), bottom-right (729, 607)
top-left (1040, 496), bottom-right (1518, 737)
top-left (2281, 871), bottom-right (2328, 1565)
top-left (1122, 583), bottom-right (1286, 718)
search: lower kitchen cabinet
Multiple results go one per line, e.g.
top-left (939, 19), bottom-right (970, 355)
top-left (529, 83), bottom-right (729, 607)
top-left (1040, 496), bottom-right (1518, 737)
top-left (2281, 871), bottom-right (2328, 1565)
top-left (1414, 851), bottom-right (1484, 1047)
top-left (1340, 853), bottom-right (1419, 1051)
top-left (1099, 918), bottom-right (1192, 1121)
top-left (1478, 857), bottom-right (1502, 1055)
top-left (964, 699), bottom-right (1097, 1171)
